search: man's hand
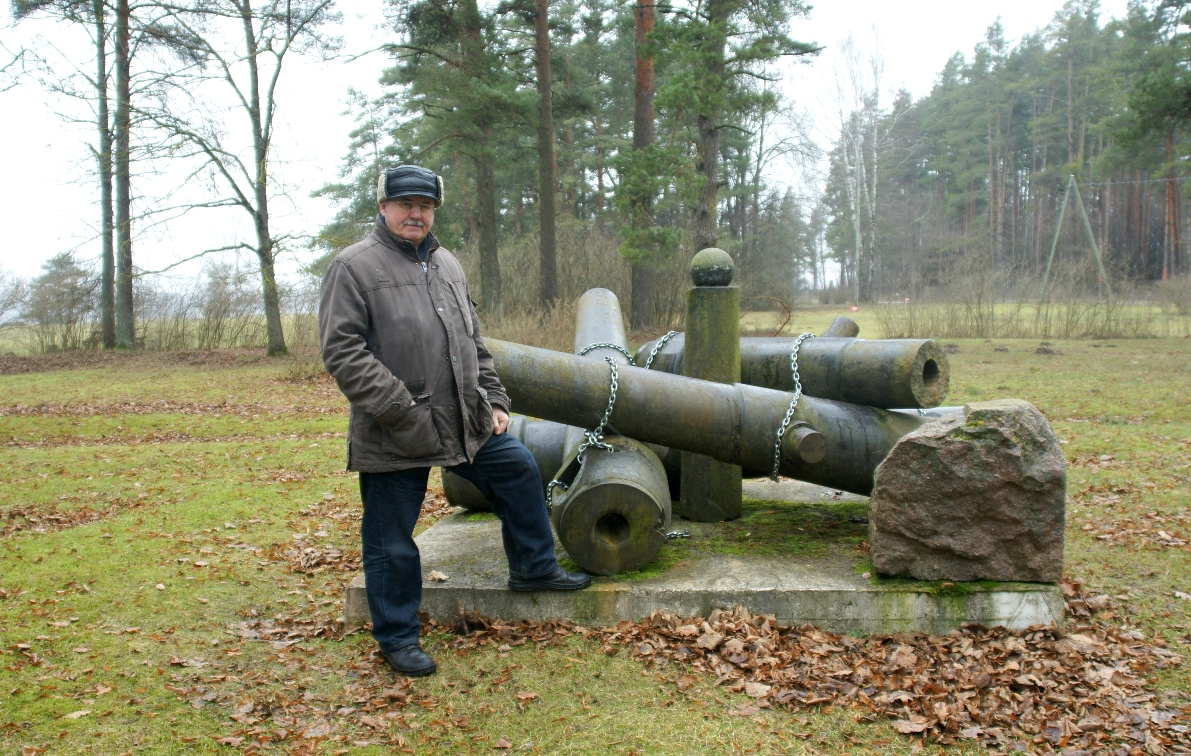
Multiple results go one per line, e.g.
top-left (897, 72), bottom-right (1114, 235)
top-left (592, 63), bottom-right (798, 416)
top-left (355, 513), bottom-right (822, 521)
top-left (492, 407), bottom-right (510, 435)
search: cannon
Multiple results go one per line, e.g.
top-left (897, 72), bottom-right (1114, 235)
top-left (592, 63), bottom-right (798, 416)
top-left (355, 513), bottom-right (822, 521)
top-left (547, 289), bottom-right (673, 575)
top-left (636, 330), bottom-right (949, 409)
top-left (485, 338), bottom-right (931, 496)
top-left (445, 290), bottom-right (674, 576)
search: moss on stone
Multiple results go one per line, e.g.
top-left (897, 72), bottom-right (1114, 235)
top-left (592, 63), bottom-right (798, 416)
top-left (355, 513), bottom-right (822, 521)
top-left (462, 511), bottom-right (499, 522)
top-left (572, 497), bottom-right (871, 582)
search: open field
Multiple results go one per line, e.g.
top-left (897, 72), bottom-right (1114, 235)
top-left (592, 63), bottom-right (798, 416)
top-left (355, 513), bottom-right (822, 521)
top-left (2, 317), bottom-right (1190, 755)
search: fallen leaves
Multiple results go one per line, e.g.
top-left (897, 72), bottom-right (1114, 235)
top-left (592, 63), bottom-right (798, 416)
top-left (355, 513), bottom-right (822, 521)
top-left (60, 710), bottom-right (91, 719)
top-left (515, 691), bottom-right (538, 711)
top-left (275, 544), bottom-right (361, 575)
top-left (0, 498), bottom-right (152, 538)
top-left (227, 614), bottom-right (342, 645)
top-left (427, 571), bottom-right (450, 582)
top-left (439, 585), bottom-right (1189, 752)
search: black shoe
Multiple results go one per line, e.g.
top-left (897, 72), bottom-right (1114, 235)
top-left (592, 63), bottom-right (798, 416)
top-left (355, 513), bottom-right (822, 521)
top-left (380, 644), bottom-right (436, 677)
top-left (508, 566), bottom-right (591, 592)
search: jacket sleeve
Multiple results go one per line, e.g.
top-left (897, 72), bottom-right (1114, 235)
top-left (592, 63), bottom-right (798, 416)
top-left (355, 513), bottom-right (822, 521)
top-left (319, 258), bottom-right (414, 427)
top-left (467, 284), bottom-right (511, 414)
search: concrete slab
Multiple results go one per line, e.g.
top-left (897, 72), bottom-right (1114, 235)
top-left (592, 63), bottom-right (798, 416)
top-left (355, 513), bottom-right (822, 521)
top-left (344, 502), bottom-right (1063, 635)
top-left (741, 478), bottom-right (868, 504)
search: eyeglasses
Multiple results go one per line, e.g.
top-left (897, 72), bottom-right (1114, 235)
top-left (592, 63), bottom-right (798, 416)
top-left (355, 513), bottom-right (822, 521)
top-left (392, 199), bottom-right (436, 214)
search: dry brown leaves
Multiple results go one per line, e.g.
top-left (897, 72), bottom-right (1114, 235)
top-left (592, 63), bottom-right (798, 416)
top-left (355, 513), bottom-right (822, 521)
top-left (418, 490), bottom-right (455, 529)
top-left (0, 497), bottom-right (152, 537)
top-left (0, 400), bottom-right (343, 419)
top-left (437, 585), bottom-right (1189, 753)
top-left (272, 491), bottom-right (454, 576)
top-left (164, 657), bottom-right (432, 753)
top-left (1082, 513), bottom-right (1191, 549)
top-left (272, 543), bottom-right (363, 575)
top-left (228, 613), bottom-right (344, 648)
top-left (0, 348), bottom-right (271, 376)
top-left (1069, 481), bottom-right (1191, 551)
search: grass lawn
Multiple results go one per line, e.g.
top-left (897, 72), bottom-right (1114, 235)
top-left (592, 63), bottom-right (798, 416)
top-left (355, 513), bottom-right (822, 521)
top-left (1, 325), bottom-right (1190, 755)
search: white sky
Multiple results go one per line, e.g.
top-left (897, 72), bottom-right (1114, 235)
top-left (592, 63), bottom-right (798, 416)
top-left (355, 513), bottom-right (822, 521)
top-left (0, 0), bottom-right (1131, 283)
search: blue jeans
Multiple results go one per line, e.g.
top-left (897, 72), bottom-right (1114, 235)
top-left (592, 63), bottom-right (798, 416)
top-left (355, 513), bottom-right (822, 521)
top-left (359, 432), bottom-right (559, 652)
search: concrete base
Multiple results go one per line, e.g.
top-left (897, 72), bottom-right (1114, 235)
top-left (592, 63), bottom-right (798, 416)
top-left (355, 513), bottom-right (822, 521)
top-left (343, 479), bottom-right (1063, 634)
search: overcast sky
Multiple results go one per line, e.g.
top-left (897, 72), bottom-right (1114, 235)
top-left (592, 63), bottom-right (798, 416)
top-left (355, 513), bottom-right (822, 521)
top-left (0, 0), bottom-right (1131, 283)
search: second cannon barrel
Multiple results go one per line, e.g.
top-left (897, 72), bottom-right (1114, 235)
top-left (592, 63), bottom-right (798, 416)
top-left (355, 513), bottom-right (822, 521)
top-left (487, 338), bottom-right (929, 496)
top-left (636, 333), bottom-right (949, 409)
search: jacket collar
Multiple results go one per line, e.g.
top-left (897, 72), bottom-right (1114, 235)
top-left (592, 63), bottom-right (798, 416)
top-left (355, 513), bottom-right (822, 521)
top-left (373, 216), bottom-right (440, 263)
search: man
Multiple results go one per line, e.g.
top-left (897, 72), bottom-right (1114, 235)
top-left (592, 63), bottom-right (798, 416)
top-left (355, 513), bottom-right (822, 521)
top-left (319, 165), bottom-right (589, 678)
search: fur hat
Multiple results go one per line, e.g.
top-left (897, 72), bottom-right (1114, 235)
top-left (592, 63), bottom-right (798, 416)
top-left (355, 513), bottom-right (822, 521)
top-left (377, 165), bottom-right (444, 207)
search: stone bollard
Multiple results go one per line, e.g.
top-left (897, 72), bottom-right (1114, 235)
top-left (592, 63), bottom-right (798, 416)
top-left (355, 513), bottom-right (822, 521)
top-left (680, 248), bottom-right (743, 522)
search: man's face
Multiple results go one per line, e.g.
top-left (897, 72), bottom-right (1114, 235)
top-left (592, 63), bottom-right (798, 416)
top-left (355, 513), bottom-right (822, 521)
top-left (380, 196), bottom-right (436, 245)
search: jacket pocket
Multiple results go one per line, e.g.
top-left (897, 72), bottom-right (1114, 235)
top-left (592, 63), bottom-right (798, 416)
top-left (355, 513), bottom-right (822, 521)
top-left (381, 393), bottom-right (443, 459)
top-left (470, 386), bottom-right (494, 437)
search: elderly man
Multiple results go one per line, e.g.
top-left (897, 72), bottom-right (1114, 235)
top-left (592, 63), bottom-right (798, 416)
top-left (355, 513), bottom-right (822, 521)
top-left (319, 165), bottom-right (589, 678)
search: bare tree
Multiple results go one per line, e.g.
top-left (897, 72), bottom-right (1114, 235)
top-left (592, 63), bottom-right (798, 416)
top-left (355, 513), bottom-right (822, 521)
top-left (145, 0), bottom-right (341, 356)
top-left (13, 0), bottom-right (116, 344)
top-left (0, 45), bottom-right (28, 92)
top-left (0, 267), bottom-right (27, 331)
top-left (826, 31), bottom-right (896, 303)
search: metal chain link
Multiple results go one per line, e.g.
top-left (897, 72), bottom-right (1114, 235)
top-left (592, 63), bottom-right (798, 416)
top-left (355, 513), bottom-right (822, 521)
top-left (576, 341), bottom-right (636, 364)
top-left (576, 357), bottom-right (619, 462)
top-left (771, 333), bottom-right (816, 481)
top-left (545, 478), bottom-right (569, 509)
top-left (642, 330), bottom-right (681, 371)
top-left (544, 356), bottom-right (620, 510)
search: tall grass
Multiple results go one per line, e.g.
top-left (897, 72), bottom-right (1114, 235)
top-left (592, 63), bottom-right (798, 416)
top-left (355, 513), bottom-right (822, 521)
top-left (451, 219), bottom-right (692, 330)
top-left (875, 265), bottom-right (1191, 339)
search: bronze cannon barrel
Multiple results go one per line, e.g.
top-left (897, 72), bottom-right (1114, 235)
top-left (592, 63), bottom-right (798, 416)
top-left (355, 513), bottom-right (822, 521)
top-left (636, 334), bottom-right (949, 409)
top-left (551, 288), bottom-right (672, 574)
top-left (487, 338), bottom-right (929, 496)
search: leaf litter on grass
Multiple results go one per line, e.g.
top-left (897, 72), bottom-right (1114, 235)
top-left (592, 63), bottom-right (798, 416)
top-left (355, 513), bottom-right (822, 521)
top-left (431, 582), bottom-right (1190, 753)
top-left (271, 489), bottom-right (456, 575)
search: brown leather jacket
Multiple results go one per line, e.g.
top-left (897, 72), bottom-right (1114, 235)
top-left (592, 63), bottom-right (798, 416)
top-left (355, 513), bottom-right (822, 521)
top-left (318, 219), bottom-right (509, 472)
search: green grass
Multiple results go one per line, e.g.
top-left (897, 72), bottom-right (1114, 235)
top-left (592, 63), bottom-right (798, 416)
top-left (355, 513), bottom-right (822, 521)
top-left (1, 336), bottom-right (1190, 754)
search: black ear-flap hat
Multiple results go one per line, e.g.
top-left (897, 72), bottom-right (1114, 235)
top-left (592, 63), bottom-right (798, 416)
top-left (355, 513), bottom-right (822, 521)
top-left (377, 165), bottom-right (444, 208)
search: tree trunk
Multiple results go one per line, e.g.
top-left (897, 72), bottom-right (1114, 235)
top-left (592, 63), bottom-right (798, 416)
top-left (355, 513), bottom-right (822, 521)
top-left (693, 109), bottom-right (720, 253)
top-left (692, 0), bottom-right (728, 254)
top-left (241, 3), bottom-right (281, 355)
top-left (629, 0), bottom-right (656, 328)
top-left (94, 0), bottom-right (115, 349)
top-left (534, 0), bottom-right (557, 309)
top-left (241, 0), bottom-right (286, 355)
top-left (475, 136), bottom-right (502, 318)
top-left (114, 0), bottom-right (134, 349)
top-left (863, 106), bottom-right (878, 302)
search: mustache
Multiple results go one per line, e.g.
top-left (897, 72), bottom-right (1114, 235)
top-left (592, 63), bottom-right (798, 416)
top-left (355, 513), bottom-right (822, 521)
top-left (402, 220), bottom-right (425, 227)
